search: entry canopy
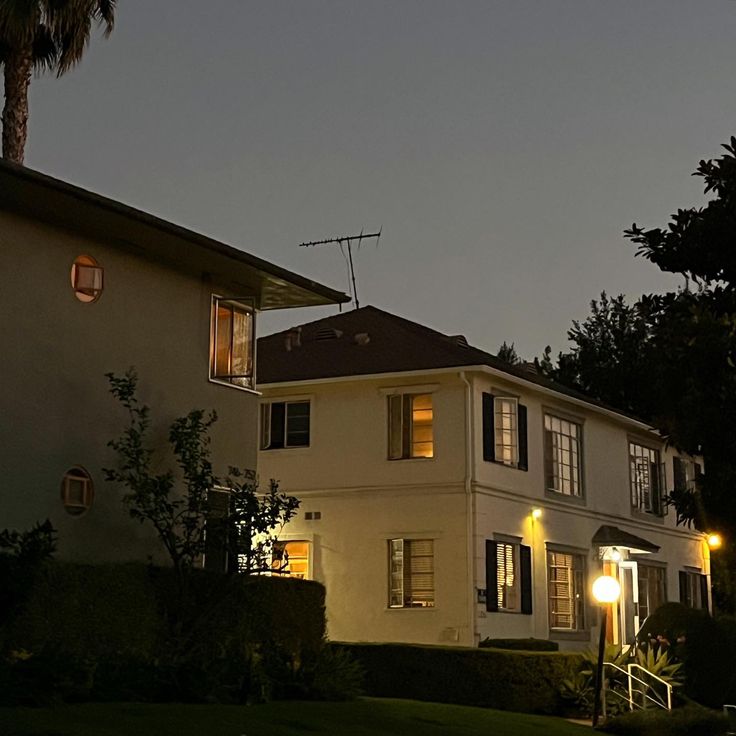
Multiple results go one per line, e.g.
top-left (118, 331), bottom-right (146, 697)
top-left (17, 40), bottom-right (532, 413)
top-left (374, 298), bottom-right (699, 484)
top-left (592, 525), bottom-right (660, 554)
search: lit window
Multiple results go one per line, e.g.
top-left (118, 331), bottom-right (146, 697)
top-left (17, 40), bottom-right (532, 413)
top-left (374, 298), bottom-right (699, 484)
top-left (61, 467), bottom-right (94, 516)
top-left (210, 296), bottom-right (255, 389)
top-left (494, 397), bottom-right (518, 467)
top-left (629, 442), bottom-right (663, 515)
top-left (261, 401), bottom-right (310, 449)
top-left (389, 538), bottom-right (434, 608)
top-left (496, 541), bottom-right (518, 611)
top-left (388, 393), bottom-right (433, 459)
top-left (547, 549), bottom-right (586, 631)
top-left (638, 564), bottom-right (667, 621)
top-left (544, 414), bottom-right (582, 496)
top-left (272, 540), bottom-right (310, 579)
top-left (71, 255), bottom-right (103, 303)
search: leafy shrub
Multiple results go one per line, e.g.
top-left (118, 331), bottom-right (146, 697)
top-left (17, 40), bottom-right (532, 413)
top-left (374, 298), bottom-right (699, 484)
top-left (638, 603), bottom-right (735, 707)
top-left (600, 703), bottom-right (728, 736)
top-left (340, 642), bottom-right (579, 714)
top-left (306, 644), bottom-right (365, 701)
top-left (479, 637), bottom-right (559, 651)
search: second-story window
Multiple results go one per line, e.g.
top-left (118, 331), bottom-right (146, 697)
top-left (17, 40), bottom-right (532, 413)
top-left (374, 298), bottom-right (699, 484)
top-left (388, 393), bottom-right (433, 459)
top-left (629, 441), bottom-right (663, 515)
top-left (261, 401), bottom-right (310, 449)
top-left (481, 393), bottom-right (528, 470)
top-left (544, 414), bottom-right (582, 497)
top-left (210, 296), bottom-right (255, 390)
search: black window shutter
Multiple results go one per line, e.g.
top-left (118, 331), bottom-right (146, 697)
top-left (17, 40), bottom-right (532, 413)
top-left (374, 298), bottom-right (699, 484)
top-left (520, 544), bottom-right (533, 615)
top-left (270, 402), bottom-right (286, 449)
top-left (486, 540), bottom-right (498, 612)
top-left (679, 571), bottom-right (689, 606)
top-left (699, 574), bottom-right (710, 612)
top-left (673, 457), bottom-right (685, 492)
top-left (482, 393), bottom-right (495, 462)
top-left (518, 404), bottom-right (528, 471)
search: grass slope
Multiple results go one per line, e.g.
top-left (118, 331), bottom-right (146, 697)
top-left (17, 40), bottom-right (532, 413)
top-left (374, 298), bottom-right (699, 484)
top-left (2, 698), bottom-right (589, 736)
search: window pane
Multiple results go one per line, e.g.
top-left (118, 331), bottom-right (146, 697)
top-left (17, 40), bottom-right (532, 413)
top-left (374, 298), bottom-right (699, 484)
top-left (411, 394), bottom-right (433, 458)
top-left (286, 401), bottom-right (310, 446)
top-left (494, 398), bottom-right (518, 466)
top-left (544, 414), bottom-right (582, 496)
top-left (214, 304), bottom-right (232, 376)
top-left (388, 396), bottom-right (403, 459)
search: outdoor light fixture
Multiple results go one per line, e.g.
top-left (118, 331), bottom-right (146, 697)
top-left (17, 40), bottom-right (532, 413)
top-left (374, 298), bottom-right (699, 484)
top-left (592, 575), bottom-right (621, 727)
top-left (707, 533), bottom-right (723, 550)
top-left (609, 547), bottom-right (622, 562)
top-left (531, 508), bottom-right (542, 521)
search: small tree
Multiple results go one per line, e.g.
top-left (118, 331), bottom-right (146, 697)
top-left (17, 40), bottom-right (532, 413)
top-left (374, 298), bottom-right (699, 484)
top-left (104, 369), bottom-right (299, 586)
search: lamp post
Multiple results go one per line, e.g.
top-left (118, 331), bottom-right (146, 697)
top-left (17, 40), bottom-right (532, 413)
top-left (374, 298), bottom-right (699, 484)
top-left (591, 574), bottom-right (621, 727)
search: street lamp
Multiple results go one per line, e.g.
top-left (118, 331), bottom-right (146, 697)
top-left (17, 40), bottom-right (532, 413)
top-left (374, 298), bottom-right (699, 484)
top-left (592, 575), bottom-right (621, 727)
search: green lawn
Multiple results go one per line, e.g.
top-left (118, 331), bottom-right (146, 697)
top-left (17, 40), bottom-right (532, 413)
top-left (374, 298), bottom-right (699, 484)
top-left (2, 698), bottom-right (589, 736)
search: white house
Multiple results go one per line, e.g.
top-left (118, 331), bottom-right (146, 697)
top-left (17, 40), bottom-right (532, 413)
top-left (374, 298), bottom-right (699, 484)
top-left (257, 306), bottom-right (710, 649)
top-left (0, 160), bottom-right (347, 565)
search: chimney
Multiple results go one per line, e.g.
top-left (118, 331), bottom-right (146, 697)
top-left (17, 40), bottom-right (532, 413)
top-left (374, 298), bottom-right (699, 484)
top-left (284, 326), bottom-right (302, 352)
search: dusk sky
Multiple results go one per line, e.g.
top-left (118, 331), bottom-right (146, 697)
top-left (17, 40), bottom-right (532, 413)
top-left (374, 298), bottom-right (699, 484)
top-left (25, 1), bottom-right (736, 358)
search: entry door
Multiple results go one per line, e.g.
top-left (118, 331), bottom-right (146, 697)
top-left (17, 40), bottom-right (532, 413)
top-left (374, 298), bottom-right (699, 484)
top-left (618, 560), bottom-right (640, 645)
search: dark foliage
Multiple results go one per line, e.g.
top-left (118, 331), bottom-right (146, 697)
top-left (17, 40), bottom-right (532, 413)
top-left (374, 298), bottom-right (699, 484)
top-left (479, 637), bottom-right (559, 651)
top-left (600, 703), bottom-right (728, 736)
top-left (340, 642), bottom-right (579, 715)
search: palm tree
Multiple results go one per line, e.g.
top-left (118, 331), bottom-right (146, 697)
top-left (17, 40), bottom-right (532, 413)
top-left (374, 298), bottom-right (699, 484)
top-left (0, 0), bottom-right (115, 164)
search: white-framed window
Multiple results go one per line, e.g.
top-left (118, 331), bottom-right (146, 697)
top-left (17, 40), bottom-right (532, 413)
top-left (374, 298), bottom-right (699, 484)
top-left (71, 255), bottom-right (104, 303)
top-left (638, 563), bottom-right (667, 621)
top-left (389, 538), bottom-right (435, 608)
top-left (496, 541), bottom-right (519, 611)
top-left (679, 570), bottom-right (709, 611)
top-left (261, 400), bottom-right (310, 449)
top-left (210, 295), bottom-right (255, 390)
top-left (61, 466), bottom-right (94, 516)
top-left (388, 393), bottom-right (434, 459)
top-left (629, 441), bottom-right (663, 515)
top-left (494, 396), bottom-right (518, 467)
top-left (547, 549), bottom-right (586, 631)
top-left (673, 457), bottom-right (701, 494)
top-left (272, 540), bottom-right (310, 579)
top-left (544, 413), bottom-right (582, 496)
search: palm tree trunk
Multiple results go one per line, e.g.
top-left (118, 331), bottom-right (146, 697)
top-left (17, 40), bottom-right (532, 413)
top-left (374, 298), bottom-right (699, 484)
top-left (2, 46), bottom-right (34, 165)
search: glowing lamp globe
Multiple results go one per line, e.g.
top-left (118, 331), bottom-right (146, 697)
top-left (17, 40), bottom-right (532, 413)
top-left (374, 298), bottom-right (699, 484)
top-left (707, 533), bottom-right (723, 550)
top-left (592, 575), bottom-right (621, 604)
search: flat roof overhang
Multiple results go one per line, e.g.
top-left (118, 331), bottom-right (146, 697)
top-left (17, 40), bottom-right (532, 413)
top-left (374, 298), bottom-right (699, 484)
top-left (0, 160), bottom-right (349, 311)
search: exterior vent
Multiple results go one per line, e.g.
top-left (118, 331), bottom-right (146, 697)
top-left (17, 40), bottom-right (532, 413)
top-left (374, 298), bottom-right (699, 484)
top-left (353, 332), bottom-right (370, 346)
top-left (316, 328), bottom-right (343, 341)
top-left (450, 334), bottom-right (469, 348)
top-left (521, 361), bottom-right (538, 375)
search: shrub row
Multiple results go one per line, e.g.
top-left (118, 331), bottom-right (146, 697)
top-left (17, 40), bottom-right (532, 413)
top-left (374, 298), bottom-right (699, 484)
top-left (600, 703), bottom-right (729, 736)
top-left (0, 561), bottom-right (329, 705)
top-left (337, 642), bottom-right (580, 714)
top-left (479, 637), bottom-right (559, 651)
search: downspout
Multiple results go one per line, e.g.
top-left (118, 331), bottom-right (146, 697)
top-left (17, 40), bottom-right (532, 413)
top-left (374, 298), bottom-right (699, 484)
top-left (460, 371), bottom-right (476, 646)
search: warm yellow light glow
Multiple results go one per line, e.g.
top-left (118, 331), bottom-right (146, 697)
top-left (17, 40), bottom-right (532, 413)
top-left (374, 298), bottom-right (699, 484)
top-left (707, 533), bottom-right (723, 550)
top-left (531, 508), bottom-right (542, 521)
top-left (592, 575), bottom-right (621, 604)
top-left (610, 547), bottom-right (622, 562)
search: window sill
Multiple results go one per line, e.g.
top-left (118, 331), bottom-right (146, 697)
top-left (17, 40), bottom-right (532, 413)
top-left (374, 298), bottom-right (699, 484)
top-left (630, 508), bottom-right (666, 524)
top-left (208, 377), bottom-right (260, 395)
top-left (261, 445), bottom-right (311, 452)
top-left (545, 489), bottom-right (586, 506)
top-left (386, 606), bottom-right (436, 611)
top-left (487, 459), bottom-right (526, 472)
top-left (387, 456), bottom-right (436, 462)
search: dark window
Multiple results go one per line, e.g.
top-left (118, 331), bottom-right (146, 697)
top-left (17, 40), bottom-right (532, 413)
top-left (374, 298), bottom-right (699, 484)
top-left (638, 564), bottom-right (667, 622)
top-left (679, 570), bottom-right (709, 612)
top-left (261, 401), bottom-right (310, 449)
top-left (629, 441), bottom-right (664, 515)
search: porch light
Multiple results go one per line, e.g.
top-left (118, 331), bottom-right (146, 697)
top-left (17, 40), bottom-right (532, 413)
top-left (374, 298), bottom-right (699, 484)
top-left (592, 575), bottom-right (621, 727)
top-left (610, 547), bottom-right (622, 562)
top-left (707, 533), bottom-right (723, 550)
top-left (531, 508), bottom-right (542, 521)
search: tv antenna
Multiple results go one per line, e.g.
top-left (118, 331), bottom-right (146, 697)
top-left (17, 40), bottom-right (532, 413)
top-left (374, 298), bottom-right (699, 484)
top-left (299, 228), bottom-right (381, 309)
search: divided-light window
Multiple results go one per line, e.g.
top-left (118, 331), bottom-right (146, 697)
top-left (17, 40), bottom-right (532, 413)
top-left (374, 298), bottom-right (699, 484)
top-left (210, 296), bottom-right (255, 389)
top-left (388, 393), bottom-right (433, 459)
top-left (544, 414), bottom-right (582, 497)
top-left (629, 442), bottom-right (664, 515)
top-left (389, 538), bottom-right (435, 608)
top-left (261, 401), bottom-right (310, 449)
top-left (547, 550), bottom-right (586, 631)
top-left (272, 540), bottom-right (310, 579)
top-left (61, 466), bottom-right (94, 516)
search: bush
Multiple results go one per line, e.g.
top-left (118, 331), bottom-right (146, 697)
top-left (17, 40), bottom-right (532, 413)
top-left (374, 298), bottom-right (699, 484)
top-left (479, 637), bottom-right (559, 651)
top-left (339, 642), bottom-right (580, 714)
top-left (638, 603), bottom-right (736, 707)
top-left (600, 703), bottom-right (728, 736)
top-left (0, 561), bottom-right (327, 705)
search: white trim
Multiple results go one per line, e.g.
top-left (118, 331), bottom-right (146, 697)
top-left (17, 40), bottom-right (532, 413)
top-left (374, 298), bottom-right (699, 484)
top-left (379, 383), bottom-right (440, 396)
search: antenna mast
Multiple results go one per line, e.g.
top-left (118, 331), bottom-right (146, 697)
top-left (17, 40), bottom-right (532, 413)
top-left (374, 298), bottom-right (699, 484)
top-left (299, 229), bottom-right (381, 309)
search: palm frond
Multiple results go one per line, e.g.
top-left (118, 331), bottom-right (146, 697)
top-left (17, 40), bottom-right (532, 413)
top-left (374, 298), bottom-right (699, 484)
top-left (0, 0), bottom-right (42, 45)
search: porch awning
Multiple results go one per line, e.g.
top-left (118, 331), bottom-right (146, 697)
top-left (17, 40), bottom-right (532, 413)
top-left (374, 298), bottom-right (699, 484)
top-left (591, 525), bottom-right (660, 554)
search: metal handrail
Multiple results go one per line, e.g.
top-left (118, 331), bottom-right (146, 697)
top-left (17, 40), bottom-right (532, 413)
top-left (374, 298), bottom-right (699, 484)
top-left (601, 661), bottom-right (672, 715)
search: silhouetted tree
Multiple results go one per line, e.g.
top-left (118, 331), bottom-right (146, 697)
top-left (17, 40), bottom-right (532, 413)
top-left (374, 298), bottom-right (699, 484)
top-left (497, 341), bottom-right (521, 365)
top-left (0, 0), bottom-right (116, 163)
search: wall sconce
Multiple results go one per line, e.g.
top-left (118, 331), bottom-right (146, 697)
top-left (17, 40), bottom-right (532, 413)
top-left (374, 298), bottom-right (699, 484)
top-left (531, 508), bottom-right (542, 521)
top-left (707, 533), bottom-right (723, 550)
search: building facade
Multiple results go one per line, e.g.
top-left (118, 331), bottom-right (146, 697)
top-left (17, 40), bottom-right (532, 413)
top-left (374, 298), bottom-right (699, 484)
top-left (0, 161), bottom-right (347, 563)
top-left (257, 306), bottom-right (709, 649)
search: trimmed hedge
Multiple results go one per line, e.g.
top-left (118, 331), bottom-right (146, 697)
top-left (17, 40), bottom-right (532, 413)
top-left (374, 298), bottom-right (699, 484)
top-left (0, 561), bottom-right (327, 704)
top-left (338, 642), bottom-right (580, 714)
top-left (600, 703), bottom-right (729, 736)
top-left (479, 637), bottom-right (559, 651)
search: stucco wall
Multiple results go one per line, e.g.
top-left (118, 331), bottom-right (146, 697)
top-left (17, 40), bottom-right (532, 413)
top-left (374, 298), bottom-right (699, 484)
top-left (0, 210), bottom-right (259, 563)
